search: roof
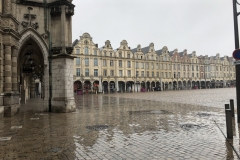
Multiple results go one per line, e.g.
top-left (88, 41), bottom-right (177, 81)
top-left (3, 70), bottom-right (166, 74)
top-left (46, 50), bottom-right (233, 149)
top-left (155, 49), bottom-right (162, 56)
top-left (141, 46), bottom-right (150, 54)
top-left (72, 39), bottom-right (79, 47)
top-left (178, 52), bottom-right (184, 57)
top-left (169, 51), bottom-right (174, 56)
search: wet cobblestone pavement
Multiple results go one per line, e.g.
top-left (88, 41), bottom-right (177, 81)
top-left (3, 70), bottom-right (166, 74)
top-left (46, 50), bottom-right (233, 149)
top-left (0, 88), bottom-right (240, 159)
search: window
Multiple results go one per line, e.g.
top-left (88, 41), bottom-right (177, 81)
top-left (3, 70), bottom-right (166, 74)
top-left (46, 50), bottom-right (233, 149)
top-left (127, 54), bottom-right (130, 58)
top-left (94, 58), bottom-right (98, 66)
top-left (136, 62), bottom-right (139, 69)
top-left (146, 62), bottom-right (149, 69)
top-left (192, 65), bottom-right (194, 71)
top-left (178, 64), bottom-right (180, 70)
top-left (147, 71), bottom-right (149, 77)
top-left (76, 68), bottom-right (80, 76)
top-left (174, 64), bottom-right (176, 70)
top-left (165, 72), bottom-right (167, 78)
top-left (152, 72), bottom-right (154, 77)
top-left (178, 72), bottom-right (180, 77)
top-left (136, 71), bottom-right (139, 77)
top-left (157, 72), bottom-right (159, 77)
top-left (76, 57), bottom-right (80, 65)
top-left (84, 47), bottom-right (88, 55)
top-left (119, 60), bottom-right (122, 67)
top-left (104, 52), bottom-right (106, 56)
top-left (103, 59), bottom-right (107, 66)
top-left (110, 60), bottom-right (114, 66)
top-left (85, 58), bottom-right (89, 66)
top-left (119, 53), bottom-right (122, 58)
top-left (141, 62), bottom-right (144, 69)
top-left (197, 73), bottom-right (199, 77)
top-left (156, 63), bottom-right (159, 69)
top-left (94, 69), bottom-right (98, 77)
top-left (127, 61), bottom-right (131, 68)
top-left (128, 70), bottom-right (131, 77)
top-left (110, 70), bottom-right (114, 76)
top-left (119, 70), bottom-right (123, 77)
top-left (141, 71), bottom-right (144, 77)
top-left (76, 49), bottom-right (80, 54)
top-left (196, 66), bottom-right (199, 71)
top-left (192, 73), bottom-right (194, 77)
top-left (103, 70), bottom-right (107, 76)
top-left (94, 50), bottom-right (97, 55)
top-left (110, 53), bottom-right (112, 57)
top-left (174, 72), bottom-right (176, 78)
top-left (152, 63), bottom-right (154, 69)
top-left (85, 68), bottom-right (89, 76)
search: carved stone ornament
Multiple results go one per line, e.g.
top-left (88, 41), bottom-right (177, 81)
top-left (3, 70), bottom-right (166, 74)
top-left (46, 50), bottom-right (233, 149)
top-left (66, 47), bottom-right (73, 54)
top-left (21, 7), bottom-right (39, 30)
top-left (41, 33), bottom-right (49, 39)
top-left (51, 47), bottom-right (62, 55)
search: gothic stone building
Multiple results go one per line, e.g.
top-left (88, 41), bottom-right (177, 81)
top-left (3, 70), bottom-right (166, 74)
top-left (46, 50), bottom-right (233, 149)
top-left (0, 0), bottom-right (76, 118)
top-left (72, 33), bottom-right (235, 93)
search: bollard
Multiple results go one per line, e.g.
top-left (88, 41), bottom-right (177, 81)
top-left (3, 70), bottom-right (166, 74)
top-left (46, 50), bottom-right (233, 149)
top-left (230, 99), bottom-right (235, 117)
top-left (225, 104), bottom-right (230, 110)
top-left (225, 109), bottom-right (233, 139)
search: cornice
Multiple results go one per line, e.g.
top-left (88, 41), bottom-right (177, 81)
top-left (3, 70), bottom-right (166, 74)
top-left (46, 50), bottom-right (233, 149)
top-left (3, 28), bottom-right (20, 40)
top-left (1, 14), bottom-right (20, 25)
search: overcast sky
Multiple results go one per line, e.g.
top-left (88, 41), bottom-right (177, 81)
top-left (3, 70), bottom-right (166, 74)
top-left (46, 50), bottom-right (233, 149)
top-left (72, 0), bottom-right (238, 57)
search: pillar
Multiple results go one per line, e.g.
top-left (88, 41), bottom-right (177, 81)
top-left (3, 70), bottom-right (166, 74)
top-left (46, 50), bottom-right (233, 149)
top-left (12, 48), bottom-right (18, 92)
top-left (51, 55), bottom-right (76, 113)
top-left (4, 46), bottom-right (12, 92)
top-left (30, 78), bottom-right (35, 98)
top-left (108, 81), bottom-right (110, 93)
top-left (124, 81), bottom-right (126, 92)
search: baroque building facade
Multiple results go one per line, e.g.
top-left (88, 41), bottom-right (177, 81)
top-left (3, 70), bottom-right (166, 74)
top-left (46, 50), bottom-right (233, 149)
top-left (72, 33), bottom-right (236, 93)
top-left (0, 0), bottom-right (76, 118)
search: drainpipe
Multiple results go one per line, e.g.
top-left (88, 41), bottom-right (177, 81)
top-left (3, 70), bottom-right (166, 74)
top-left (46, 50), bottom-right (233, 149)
top-left (44, 0), bottom-right (52, 112)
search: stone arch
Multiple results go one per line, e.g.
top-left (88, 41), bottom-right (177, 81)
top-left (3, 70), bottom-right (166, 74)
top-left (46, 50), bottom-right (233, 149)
top-left (18, 29), bottom-right (48, 64)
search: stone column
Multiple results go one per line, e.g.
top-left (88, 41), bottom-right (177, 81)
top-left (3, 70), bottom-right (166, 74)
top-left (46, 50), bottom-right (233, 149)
top-left (30, 78), bottom-right (35, 98)
top-left (12, 48), bottom-right (18, 92)
top-left (108, 81), bottom-right (110, 93)
top-left (51, 55), bottom-right (76, 113)
top-left (61, 5), bottom-right (66, 54)
top-left (125, 81), bottom-right (127, 92)
top-left (3, 0), bottom-right (11, 14)
top-left (4, 46), bottom-right (12, 92)
top-left (91, 81), bottom-right (93, 93)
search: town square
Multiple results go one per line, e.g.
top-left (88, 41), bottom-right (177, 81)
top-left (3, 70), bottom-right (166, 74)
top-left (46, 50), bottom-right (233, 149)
top-left (0, 0), bottom-right (240, 159)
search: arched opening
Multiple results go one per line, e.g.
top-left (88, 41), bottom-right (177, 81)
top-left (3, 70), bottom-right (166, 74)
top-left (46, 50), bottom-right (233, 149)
top-left (102, 81), bottom-right (108, 93)
top-left (74, 80), bottom-right (82, 95)
top-left (18, 37), bottom-right (45, 103)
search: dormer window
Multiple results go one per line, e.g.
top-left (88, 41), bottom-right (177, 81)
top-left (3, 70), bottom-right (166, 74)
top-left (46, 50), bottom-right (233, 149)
top-left (104, 52), bottom-right (106, 56)
top-left (141, 56), bottom-right (142, 59)
top-left (123, 46), bottom-right (126, 49)
top-left (110, 53), bottom-right (112, 57)
top-left (119, 53), bottom-right (122, 58)
top-left (127, 54), bottom-right (130, 58)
